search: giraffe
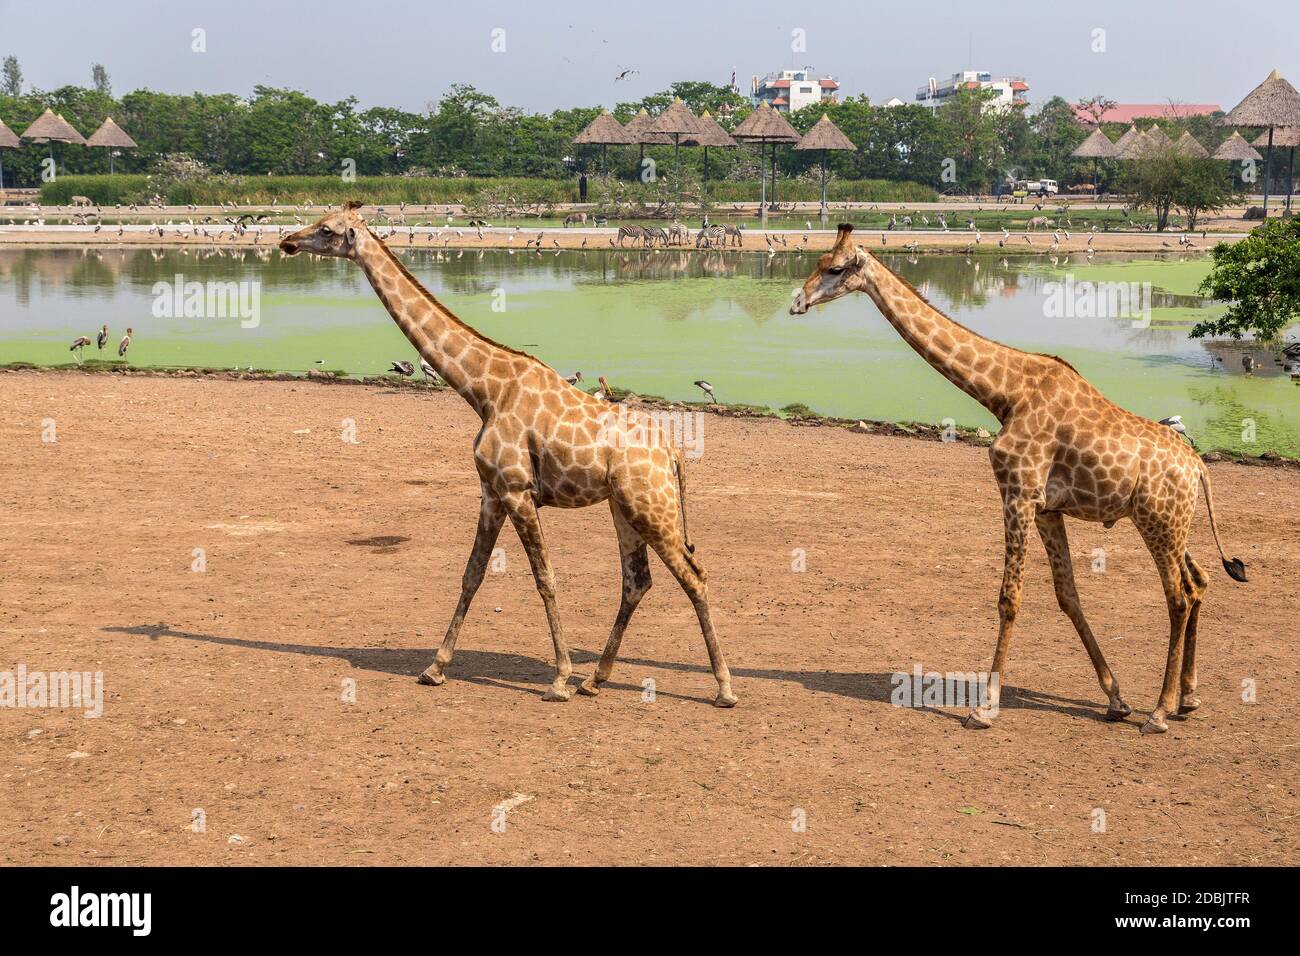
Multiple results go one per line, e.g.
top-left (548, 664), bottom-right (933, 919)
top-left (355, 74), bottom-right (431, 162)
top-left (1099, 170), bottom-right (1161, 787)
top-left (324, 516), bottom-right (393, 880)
top-left (792, 224), bottom-right (1246, 735)
top-left (280, 202), bottom-right (736, 706)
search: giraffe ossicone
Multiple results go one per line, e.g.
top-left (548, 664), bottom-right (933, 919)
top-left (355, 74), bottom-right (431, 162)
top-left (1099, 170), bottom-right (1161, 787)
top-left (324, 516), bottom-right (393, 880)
top-left (280, 202), bottom-right (737, 707)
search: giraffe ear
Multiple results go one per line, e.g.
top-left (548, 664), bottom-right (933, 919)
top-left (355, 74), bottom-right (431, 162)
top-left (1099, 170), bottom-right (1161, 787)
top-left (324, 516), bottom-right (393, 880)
top-left (346, 226), bottom-right (357, 246)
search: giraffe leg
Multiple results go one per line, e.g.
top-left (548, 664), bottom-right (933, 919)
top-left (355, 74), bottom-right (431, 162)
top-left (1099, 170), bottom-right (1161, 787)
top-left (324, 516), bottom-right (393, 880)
top-left (1177, 553), bottom-right (1209, 715)
top-left (1139, 548), bottom-right (1193, 735)
top-left (965, 497), bottom-right (1035, 729)
top-left (418, 487), bottom-right (506, 686)
top-left (1034, 511), bottom-right (1131, 720)
top-left (646, 529), bottom-right (736, 707)
top-left (578, 501), bottom-right (652, 698)
top-left (505, 496), bottom-right (574, 702)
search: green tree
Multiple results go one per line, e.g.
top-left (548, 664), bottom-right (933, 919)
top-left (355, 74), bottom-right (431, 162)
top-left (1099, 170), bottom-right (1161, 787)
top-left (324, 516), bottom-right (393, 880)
top-left (1194, 217), bottom-right (1300, 341)
top-left (938, 88), bottom-right (1005, 191)
top-left (2, 55), bottom-right (21, 96)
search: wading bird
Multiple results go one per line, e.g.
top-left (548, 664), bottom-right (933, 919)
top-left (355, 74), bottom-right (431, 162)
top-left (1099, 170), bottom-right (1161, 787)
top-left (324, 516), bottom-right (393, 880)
top-left (69, 335), bottom-right (92, 363)
top-left (694, 379), bottom-right (716, 403)
top-left (389, 360), bottom-right (415, 376)
top-left (118, 328), bottom-right (133, 359)
top-left (96, 324), bottom-right (109, 350)
top-left (1158, 415), bottom-right (1196, 447)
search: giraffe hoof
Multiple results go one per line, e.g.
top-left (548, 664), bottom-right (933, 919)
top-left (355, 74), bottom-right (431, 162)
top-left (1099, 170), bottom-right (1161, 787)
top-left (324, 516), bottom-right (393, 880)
top-left (963, 710), bottom-right (993, 730)
top-left (542, 685), bottom-right (573, 702)
top-left (577, 678), bottom-right (601, 697)
top-left (1139, 716), bottom-right (1168, 735)
top-left (713, 689), bottom-right (739, 708)
top-left (416, 670), bottom-right (445, 687)
top-left (1177, 696), bottom-right (1201, 714)
top-left (1105, 701), bottom-right (1133, 721)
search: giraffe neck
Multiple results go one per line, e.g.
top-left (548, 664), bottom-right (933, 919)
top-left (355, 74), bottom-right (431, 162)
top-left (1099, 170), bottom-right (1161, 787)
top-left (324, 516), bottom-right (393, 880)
top-left (863, 254), bottom-right (1021, 422)
top-left (353, 229), bottom-right (507, 419)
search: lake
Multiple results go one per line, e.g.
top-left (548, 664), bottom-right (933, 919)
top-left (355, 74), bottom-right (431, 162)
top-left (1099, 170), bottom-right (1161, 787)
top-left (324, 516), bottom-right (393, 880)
top-left (0, 246), bottom-right (1295, 455)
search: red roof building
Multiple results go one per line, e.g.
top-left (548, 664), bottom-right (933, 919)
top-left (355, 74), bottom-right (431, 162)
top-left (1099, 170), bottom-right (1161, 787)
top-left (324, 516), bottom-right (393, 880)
top-left (1072, 103), bottom-right (1222, 125)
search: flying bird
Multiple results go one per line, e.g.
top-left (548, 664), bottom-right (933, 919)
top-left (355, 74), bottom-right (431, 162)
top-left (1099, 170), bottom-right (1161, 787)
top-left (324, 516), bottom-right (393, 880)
top-left (614, 68), bottom-right (639, 82)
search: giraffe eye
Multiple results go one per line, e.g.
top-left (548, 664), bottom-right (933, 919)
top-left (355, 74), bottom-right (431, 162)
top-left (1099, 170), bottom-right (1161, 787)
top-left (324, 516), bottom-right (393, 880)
top-left (320, 225), bottom-right (333, 235)
top-left (826, 265), bottom-right (845, 275)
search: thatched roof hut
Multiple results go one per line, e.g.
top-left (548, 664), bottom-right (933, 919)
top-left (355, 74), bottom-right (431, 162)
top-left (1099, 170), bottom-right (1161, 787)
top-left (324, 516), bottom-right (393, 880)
top-left (1173, 131), bottom-right (1210, 158)
top-left (1112, 125), bottom-right (1142, 157)
top-left (0, 118), bottom-right (20, 150)
top-left (1211, 131), bottom-right (1262, 162)
top-left (1070, 127), bottom-right (1118, 159)
top-left (1144, 124), bottom-right (1173, 150)
top-left (795, 114), bottom-right (857, 221)
top-left (624, 107), bottom-right (672, 146)
top-left (732, 100), bottom-right (800, 143)
top-left (1117, 129), bottom-right (1154, 160)
top-left (646, 98), bottom-right (703, 137)
top-left (795, 113), bottom-right (857, 152)
top-left (1253, 126), bottom-right (1300, 148)
top-left (21, 108), bottom-right (85, 144)
top-left (85, 116), bottom-right (138, 149)
top-left (572, 110), bottom-right (635, 146)
top-left (683, 111), bottom-right (738, 148)
top-left (1222, 69), bottom-right (1300, 128)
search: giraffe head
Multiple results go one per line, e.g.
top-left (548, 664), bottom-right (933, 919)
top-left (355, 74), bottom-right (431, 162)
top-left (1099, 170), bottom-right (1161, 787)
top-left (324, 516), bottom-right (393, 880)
top-left (790, 224), bottom-right (878, 314)
top-left (279, 201), bottom-right (366, 259)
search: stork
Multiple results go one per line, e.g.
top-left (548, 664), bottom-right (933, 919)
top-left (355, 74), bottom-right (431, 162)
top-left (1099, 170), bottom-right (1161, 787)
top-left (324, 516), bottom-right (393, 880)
top-left (694, 379), bottom-right (717, 404)
top-left (69, 335), bottom-right (92, 363)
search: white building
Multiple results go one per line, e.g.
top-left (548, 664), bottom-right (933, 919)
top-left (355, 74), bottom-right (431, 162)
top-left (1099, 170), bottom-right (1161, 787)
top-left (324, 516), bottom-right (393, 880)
top-left (915, 71), bottom-right (1029, 112)
top-left (752, 68), bottom-right (840, 113)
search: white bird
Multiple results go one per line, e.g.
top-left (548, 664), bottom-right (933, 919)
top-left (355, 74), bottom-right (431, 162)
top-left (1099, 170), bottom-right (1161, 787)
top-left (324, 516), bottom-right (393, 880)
top-left (564, 371), bottom-right (583, 385)
top-left (1158, 415), bottom-right (1196, 447)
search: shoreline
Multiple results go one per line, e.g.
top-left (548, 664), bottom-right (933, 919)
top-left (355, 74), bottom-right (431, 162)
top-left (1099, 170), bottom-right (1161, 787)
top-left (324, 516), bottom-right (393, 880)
top-left (0, 225), bottom-right (1248, 254)
top-left (6, 363), bottom-right (1295, 469)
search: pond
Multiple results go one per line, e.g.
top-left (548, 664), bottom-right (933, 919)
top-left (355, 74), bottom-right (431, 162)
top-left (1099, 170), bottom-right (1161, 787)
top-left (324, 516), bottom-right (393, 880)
top-left (0, 246), bottom-right (1295, 456)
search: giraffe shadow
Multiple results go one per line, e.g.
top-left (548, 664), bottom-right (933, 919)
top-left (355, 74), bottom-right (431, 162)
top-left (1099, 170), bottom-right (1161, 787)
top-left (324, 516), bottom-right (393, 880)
top-left (101, 623), bottom-right (1116, 721)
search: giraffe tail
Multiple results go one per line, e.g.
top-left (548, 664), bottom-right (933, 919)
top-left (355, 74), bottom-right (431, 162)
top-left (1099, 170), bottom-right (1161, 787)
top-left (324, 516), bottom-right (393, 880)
top-left (672, 453), bottom-right (703, 571)
top-left (1198, 461), bottom-right (1247, 582)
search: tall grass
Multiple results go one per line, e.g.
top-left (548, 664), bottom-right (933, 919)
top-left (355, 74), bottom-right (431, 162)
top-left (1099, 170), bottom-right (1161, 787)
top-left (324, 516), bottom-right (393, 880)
top-left (41, 174), bottom-right (937, 207)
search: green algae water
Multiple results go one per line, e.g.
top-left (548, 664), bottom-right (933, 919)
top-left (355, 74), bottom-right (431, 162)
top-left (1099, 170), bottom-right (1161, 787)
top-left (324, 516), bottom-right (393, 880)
top-left (1, 246), bottom-right (1295, 456)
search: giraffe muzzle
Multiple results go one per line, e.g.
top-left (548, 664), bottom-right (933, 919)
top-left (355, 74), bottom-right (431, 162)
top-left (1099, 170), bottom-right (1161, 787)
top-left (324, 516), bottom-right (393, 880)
top-left (790, 289), bottom-right (807, 315)
top-left (279, 239), bottom-right (300, 256)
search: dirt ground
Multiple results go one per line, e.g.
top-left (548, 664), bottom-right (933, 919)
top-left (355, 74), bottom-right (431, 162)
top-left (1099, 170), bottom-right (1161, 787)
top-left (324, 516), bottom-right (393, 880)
top-left (1, 371), bottom-right (1295, 866)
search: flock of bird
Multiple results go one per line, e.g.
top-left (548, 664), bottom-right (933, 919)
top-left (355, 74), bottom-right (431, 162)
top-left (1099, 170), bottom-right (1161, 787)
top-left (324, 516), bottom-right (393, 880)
top-left (68, 324), bottom-right (132, 363)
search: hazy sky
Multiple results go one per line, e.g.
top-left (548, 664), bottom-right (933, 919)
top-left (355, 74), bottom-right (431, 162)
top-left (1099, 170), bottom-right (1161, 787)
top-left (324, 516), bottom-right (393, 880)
top-left (2, 0), bottom-right (1293, 114)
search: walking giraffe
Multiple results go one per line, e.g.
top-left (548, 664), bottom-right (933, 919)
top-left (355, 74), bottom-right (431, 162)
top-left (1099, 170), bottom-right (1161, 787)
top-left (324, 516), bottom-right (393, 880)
top-left (792, 225), bottom-right (1246, 734)
top-left (280, 202), bottom-right (736, 706)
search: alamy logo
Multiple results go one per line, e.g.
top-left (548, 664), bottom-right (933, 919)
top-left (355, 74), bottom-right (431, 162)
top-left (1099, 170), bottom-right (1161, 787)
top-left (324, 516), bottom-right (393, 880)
top-left (0, 665), bottom-right (103, 718)
top-left (890, 663), bottom-right (994, 712)
top-left (50, 886), bottom-right (151, 936)
top-left (152, 274), bottom-right (261, 328)
top-left (1042, 275), bottom-right (1153, 328)
top-left (596, 404), bottom-right (705, 459)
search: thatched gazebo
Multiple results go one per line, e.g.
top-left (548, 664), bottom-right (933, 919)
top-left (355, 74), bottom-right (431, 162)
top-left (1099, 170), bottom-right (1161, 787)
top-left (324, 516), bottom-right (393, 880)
top-left (624, 107), bottom-right (672, 169)
top-left (1144, 124), bottom-right (1173, 152)
top-left (1173, 131), bottom-right (1209, 159)
top-left (794, 113), bottom-right (857, 224)
top-left (1070, 127), bottom-right (1118, 192)
top-left (1211, 131), bottom-right (1263, 192)
top-left (1253, 126), bottom-right (1299, 215)
top-left (646, 98), bottom-right (702, 176)
top-left (681, 110), bottom-right (737, 187)
top-left (733, 101), bottom-right (800, 223)
top-left (85, 116), bottom-right (138, 174)
top-left (21, 108), bottom-right (86, 168)
top-left (1112, 125), bottom-right (1142, 158)
top-left (571, 109), bottom-right (636, 179)
top-left (1117, 128), bottom-right (1154, 160)
top-left (0, 118), bottom-right (20, 191)
top-left (1222, 69), bottom-right (1300, 215)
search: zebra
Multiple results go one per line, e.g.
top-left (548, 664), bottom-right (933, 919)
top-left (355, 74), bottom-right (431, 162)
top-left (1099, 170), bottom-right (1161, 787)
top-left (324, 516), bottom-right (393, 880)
top-left (616, 224), bottom-right (646, 247)
top-left (695, 225), bottom-right (726, 248)
top-left (722, 224), bottom-right (744, 247)
top-left (666, 222), bottom-right (688, 246)
top-left (643, 226), bottom-right (669, 248)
